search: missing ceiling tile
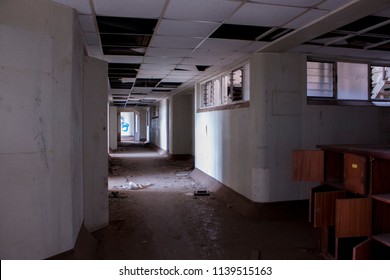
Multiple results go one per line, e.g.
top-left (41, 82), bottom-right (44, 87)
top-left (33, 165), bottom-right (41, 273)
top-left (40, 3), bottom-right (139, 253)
top-left (196, 65), bottom-right (210, 71)
top-left (97, 16), bottom-right (158, 35)
top-left (211, 24), bottom-right (271, 41)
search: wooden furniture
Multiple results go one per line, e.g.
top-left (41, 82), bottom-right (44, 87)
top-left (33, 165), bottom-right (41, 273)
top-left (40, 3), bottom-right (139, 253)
top-left (293, 144), bottom-right (390, 259)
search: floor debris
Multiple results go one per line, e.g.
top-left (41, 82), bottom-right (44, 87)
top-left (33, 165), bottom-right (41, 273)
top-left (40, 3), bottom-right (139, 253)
top-left (113, 182), bottom-right (152, 190)
top-left (194, 190), bottom-right (210, 196)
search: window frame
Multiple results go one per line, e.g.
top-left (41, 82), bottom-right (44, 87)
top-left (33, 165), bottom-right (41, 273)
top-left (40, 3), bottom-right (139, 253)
top-left (307, 58), bottom-right (390, 106)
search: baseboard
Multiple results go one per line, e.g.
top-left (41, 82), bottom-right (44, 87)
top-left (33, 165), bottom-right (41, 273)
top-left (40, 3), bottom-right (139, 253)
top-left (190, 168), bottom-right (309, 220)
top-left (149, 143), bottom-right (169, 156)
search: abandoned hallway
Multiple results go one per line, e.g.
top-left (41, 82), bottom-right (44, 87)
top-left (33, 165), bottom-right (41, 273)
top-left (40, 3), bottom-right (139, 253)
top-left (86, 144), bottom-right (322, 260)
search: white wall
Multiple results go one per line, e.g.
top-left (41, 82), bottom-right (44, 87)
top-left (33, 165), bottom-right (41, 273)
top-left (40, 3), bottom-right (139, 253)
top-left (108, 106), bottom-right (118, 151)
top-left (150, 99), bottom-right (169, 151)
top-left (195, 52), bottom-right (390, 203)
top-left (195, 101), bottom-right (252, 199)
top-left (83, 56), bottom-right (108, 232)
top-left (169, 93), bottom-right (193, 155)
top-left (0, 0), bottom-right (85, 259)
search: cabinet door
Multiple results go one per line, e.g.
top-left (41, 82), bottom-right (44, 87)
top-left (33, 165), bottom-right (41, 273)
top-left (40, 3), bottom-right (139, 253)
top-left (292, 150), bottom-right (324, 182)
top-left (344, 153), bottom-right (367, 195)
top-left (353, 239), bottom-right (372, 260)
top-left (310, 186), bottom-right (345, 227)
top-left (335, 198), bottom-right (372, 238)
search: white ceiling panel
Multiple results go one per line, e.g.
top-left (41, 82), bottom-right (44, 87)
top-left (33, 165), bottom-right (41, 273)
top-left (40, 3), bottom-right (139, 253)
top-left (250, 0), bottom-right (323, 8)
top-left (79, 15), bottom-right (96, 32)
top-left (199, 38), bottom-right (251, 51)
top-left (146, 47), bottom-right (192, 57)
top-left (317, 0), bottom-right (354, 10)
top-left (104, 55), bottom-right (143, 63)
top-left (137, 69), bottom-right (171, 75)
top-left (136, 74), bottom-right (167, 79)
top-left (93, 0), bottom-right (165, 18)
top-left (190, 49), bottom-right (234, 58)
top-left (143, 56), bottom-right (183, 64)
top-left (372, 5), bottom-right (390, 17)
top-left (284, 9), bottom-right (329, 29)
top-left (161, 76), bottom-right (194, 82)
top-left (227, 2), bottom-right (306, 27)
top-left (164, 0), bottom-right (241, 22)
top-left (181, 56), bottom-right (222, 65)
top-left (140, 64), bottom-right (176, 71)
top-left (53, 0), bottom-right (92, 14)
top-left (150, 35), bottom-right (204, 48)
top-left (156, 19), bottom-right (220, 37)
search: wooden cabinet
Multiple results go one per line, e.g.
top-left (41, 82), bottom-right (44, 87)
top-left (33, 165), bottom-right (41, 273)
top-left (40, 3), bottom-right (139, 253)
top-left (292, 144), bottom-right (390, 259)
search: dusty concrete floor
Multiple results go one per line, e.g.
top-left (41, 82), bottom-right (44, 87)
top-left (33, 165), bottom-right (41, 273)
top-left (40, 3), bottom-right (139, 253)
top-left (92, 145), bottom-right (323, 260)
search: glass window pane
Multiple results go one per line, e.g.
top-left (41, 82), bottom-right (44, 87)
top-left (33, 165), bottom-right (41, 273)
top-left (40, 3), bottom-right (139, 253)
top-left (307, 61), bottom-right (334, 97)
top-left (337, 62), bottom-right (368, 100)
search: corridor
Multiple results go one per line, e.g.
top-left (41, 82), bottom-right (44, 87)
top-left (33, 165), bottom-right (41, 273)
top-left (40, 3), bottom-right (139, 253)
top-left (92, 145), bottom-right (322, 260)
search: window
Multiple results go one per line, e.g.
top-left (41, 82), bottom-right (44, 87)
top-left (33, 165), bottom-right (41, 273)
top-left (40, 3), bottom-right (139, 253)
top-left (371, 66), bottom-right (390, 100)
top-left (307, 61), bottom-right (334, 98)
top-left (307, 60), bottom-right (390, 105)
top-left (199, 63), bottom-right (249, 109)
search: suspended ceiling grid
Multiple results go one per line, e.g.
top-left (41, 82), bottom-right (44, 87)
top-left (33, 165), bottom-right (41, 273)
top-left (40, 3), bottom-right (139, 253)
top-left (53, 0), bottom-right (390, 107)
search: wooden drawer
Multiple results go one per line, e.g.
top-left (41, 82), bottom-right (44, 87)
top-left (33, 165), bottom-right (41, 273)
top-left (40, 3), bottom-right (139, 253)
top-left (335, 197), bottom-right (372, 238)
top-left (310, 185), bottom-right (345, 227)
top-left (344, 153), bottom-right (367, 195)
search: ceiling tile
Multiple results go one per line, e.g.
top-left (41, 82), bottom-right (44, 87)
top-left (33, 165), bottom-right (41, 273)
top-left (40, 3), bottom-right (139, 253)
top-left (143, 56), bottom-right (184, 64)
top-left (250, 0), bottom-right (324, 7)
top-left (53, 0), bottom-right (92, 14)
top-left (156, 19), bottom-right (220, 37)
top-left (150, 35), bottom-right (204, 48)
top-left (190, 49), bottom-right (235, 59)
top-left (140, 64), bottom-right (176, 71)
top-left (93, 0), bottom-right (165, 18)
top-left (211, 24), bottom-right (272, 41)
top-left (146, 47), bottom-right (192, 57)
top-left (161, 76), bottom-right (194, 83)
top-left (284, 9), bottom-right (329, 29)
top-left (181, 56), bottom-right (222, 65)
top-left (164, 0), bottom-right (241, 22)
top-left (198, 38), bottom-right (251, 51)
top-left (227, 2), bottom-right (306, 27)
top-left (138, 69), bottom-right (172, 76)
top-left (372, 6), bottom-right (390, 18)
top-left (317, 0), bottom-right (354, 10)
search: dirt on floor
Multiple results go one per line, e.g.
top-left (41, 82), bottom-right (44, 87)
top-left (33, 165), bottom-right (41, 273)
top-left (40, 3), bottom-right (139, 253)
top-left (92, 144), bottom-right (323, 260)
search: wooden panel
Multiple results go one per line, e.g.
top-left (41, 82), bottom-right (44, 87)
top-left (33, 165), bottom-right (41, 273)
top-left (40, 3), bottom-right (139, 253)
top-left (292, 150), bottom-right (324, 182)
top-left (371, 158), bottom-right (390, 194)
top-left (314, 190), bottom-right (346, 227)
top-left (335, 198), bottom-right (372, 238)
top-left (344, 153), bottom-right (367, 195)
top-left (372, 198), bottom-right (390, 235)
top-left (353, 239), bottom-right (372, 260)
top-left (324, 151), bottom-right (344, 185)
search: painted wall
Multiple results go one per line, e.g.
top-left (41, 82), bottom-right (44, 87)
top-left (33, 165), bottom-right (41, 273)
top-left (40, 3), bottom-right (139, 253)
top-left (108, 106), bottom-right (118, 151)
top-left (195, 53), bottom-right (390, 203)
top-left (169, 93), bottom-right (193, 155)
top-left (150, 99), bottom-right (169, 151)
top-left (83, 56), bottom-right (108, 232)
top-left (0, 0), bottom-right (85, 259)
